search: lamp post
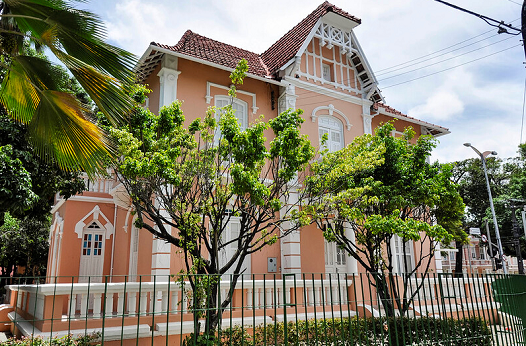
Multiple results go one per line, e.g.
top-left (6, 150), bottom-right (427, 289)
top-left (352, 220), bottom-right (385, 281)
top-left (463, 143), bottom-right (507, 274)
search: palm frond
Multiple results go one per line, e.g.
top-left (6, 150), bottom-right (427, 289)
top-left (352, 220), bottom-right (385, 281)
top-left (28, 89), bottom-right (114, 175)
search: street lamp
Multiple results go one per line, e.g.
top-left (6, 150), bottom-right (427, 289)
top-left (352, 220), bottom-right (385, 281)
top-left (463, 143), bottom-right (507, 273)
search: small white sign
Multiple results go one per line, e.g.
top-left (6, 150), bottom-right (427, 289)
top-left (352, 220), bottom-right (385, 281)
top-left (469, 228), bottom-right (481, 236)
top-left (481, 235), bottom-right (488, 242)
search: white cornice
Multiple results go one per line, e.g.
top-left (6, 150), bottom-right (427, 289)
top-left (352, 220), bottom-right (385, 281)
top-left (62, 196), bottom-right (115, 204)
top-left (283, 76), bottom-right (366, 107)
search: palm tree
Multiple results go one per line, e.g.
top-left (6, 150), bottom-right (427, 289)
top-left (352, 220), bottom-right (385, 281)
top-left (0, 0), bottom-right (136, 175)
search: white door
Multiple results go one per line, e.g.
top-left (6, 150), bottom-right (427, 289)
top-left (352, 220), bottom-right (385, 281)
top-left (219, 217), bottom-right (251, 277)
top-left (325, 240), bottom-right (347, 273)
top-left (79, 222), bottom-right (104, 283)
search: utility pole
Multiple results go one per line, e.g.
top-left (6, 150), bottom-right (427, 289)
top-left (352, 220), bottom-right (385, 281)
top-left (485, 220), bottom-right (496, 271)
top-left (522, 1), bottom-right (526, 59)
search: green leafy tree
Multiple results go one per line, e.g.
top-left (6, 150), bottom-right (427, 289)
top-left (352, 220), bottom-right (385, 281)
top-left (112, 60), bottom-right (315, 338)
top-left (0, 0), bottom-right (136, 174)
top-left (305, 123), bottom-right (465, 317)
top-left (0, 115), bottom-right (85, 281)
top-left (451, 157), bottom-right (507, 273)
top-left (452, 151), bottom-right (526, 270)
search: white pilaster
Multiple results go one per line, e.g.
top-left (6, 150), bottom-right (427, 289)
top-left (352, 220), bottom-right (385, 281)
top-left (434, 242), bottom-right (443, 273)
top-left (157, 55), bottom-right (181, 111)
top-left (344, 222), bottom-right (358, 274)
top-left (280, 186), bottom-right (302, 276)
top-left (361, 102), bottom-right (375, 135)
top-left (151, 200), bottom-right (171, 282)
top-left (278, 84), bottom-right (298, 114)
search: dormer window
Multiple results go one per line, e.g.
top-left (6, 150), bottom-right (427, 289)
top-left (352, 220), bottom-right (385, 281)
top-left (322, 63), bottom-right (332, 82)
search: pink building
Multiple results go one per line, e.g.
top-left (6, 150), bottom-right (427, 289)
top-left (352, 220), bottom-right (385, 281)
top-left (46, 1), bottom-right (449, 284)
top-left (1, 3), bottom-right (458, 343)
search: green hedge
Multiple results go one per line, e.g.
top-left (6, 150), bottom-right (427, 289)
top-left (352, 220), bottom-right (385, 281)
top-left (0, 334), bottom-right (100, 346)
top-left (218, 316), bottom-right (492, 346)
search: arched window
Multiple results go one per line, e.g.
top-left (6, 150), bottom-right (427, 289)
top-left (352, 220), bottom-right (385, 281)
top-left (214, 96), bottom-right (248, 143)
top-left (319, 116), bottom-right (344, 152)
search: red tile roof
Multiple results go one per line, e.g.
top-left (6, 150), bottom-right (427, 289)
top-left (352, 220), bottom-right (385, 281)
top-left (152, 30), bottom-right (270, 78)
top-left (373, 103), bottom-right (449, 132)
top-left (261, 1), bottom-right (361, 75)
top-left (150, 2), bottom-right (360, 78)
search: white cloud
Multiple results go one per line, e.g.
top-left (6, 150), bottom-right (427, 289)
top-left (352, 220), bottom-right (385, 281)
top-left (408, 91), bottom-right (464, 121)
top-left (88, 0), bottom-right (524, 164)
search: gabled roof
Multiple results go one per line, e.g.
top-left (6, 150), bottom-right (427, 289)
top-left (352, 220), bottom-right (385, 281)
top-left (261, 1), bottom-right (361, 75)
top-left (138, 1), bottom-right (361, 81)
top-left (135, 2), bottom-right (447, 137)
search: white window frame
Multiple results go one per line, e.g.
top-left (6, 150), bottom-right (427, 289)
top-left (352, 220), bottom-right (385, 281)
top-left (218, 216), bottom-right (251, 276)
top-left (322, 63), bottom-right (332, 82)
top-left (214, 95), bottom-right (248, 144)
top-left (318, 116), bottom-right (344, 153)
top-left (391, 235), bottom-right (415, 275)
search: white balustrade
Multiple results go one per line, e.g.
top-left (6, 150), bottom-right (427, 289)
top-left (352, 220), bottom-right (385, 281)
top-left (7, 276), bottom-right (352, 322)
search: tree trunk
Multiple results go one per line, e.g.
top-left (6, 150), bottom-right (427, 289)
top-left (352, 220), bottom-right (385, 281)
top-left (454, 241), bottom-right (463, 277)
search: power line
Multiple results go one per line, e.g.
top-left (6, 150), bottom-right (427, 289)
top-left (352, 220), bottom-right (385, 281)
top-left (377, 33), bottom-right (501, 76)
top-left (435, 0), bottom-right (522, 35)
top-left (507, 0), bottom-right (522, 6)
top-left (293, 41), bottom-right (521, 102)
top-left (376, 30), bottom-right (497, 73)
top-left (378, 35), bottom-right (516, 82)
top-left (382, 44), bottom-right (521, 89)
top-left (376, 18), bottom-right (520, 74)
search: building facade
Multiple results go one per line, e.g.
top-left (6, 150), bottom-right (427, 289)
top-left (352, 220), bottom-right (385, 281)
top-left (46, 1), bottom-right (450, 284)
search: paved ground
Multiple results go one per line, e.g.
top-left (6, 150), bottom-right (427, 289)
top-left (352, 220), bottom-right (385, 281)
top-left (0, 332), bottom-right (8, 342)
top-left (492, 325), bottom-right (525, 346)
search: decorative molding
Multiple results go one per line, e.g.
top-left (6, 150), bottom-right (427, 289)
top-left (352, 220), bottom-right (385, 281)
top-left (205, 82), bottom-right (259, 114)
top-left (157, 67), bottom-right (181, 111)
top-left (74, 205), bottom-right (114, 239)
top-left (49, 212), bottom-right (64, 242)
top-left (311, 104), bottom-right (352, 130)
top-left (362, 114), bottom-right (375, 135)
top-left (282, 76), bottom-right (365, 107)
top-left (314, 22), bottom-right (358, 56)
top-left (278, 84), bottom-right (298, 114)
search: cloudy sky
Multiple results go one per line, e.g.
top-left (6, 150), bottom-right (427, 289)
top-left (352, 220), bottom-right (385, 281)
top-left (85, 0), bottom-right (524, 163)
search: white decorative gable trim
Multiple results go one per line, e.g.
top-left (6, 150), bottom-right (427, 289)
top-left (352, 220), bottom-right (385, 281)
top-left (315, 22), bottom-right (357, 56)
top-left (311, 104), bottom-right (352, 130)
top-left (74, 205), bottom-right (114, 239)
top-left (205, 82), bottom-right (259, 114)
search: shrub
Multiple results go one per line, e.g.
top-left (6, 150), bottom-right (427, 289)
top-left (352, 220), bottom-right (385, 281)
top-left (217, 316), bottom-right (491, 346)
top-left (0, 333), bottom-right (100, 346)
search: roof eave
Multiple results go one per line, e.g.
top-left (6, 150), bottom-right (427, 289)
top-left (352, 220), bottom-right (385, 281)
top-left (148, 46), bottom-right (283, 86)
top-left (377, 108), bottom-right (450, 137)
